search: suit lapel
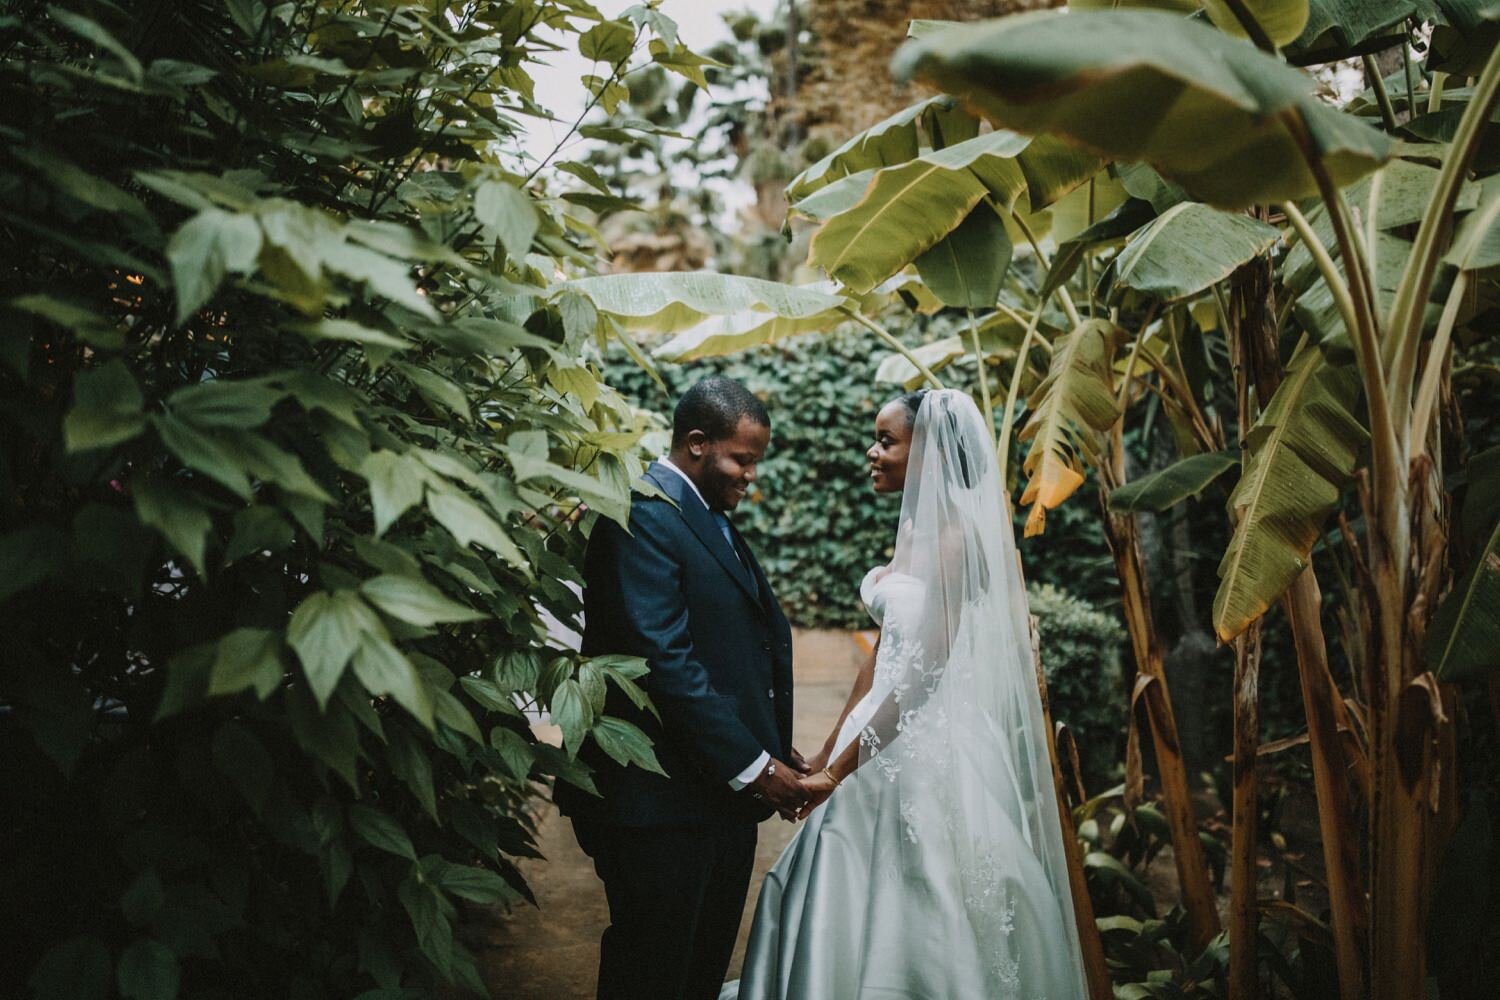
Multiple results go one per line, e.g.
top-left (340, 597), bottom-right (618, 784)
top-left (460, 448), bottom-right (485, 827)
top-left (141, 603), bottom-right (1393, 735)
top-left (646, 463), bottom-right (764, 609)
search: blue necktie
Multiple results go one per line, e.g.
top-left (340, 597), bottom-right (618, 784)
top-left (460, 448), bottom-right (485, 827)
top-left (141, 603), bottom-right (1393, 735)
top-left (713, 512), bottom-right (741, 564)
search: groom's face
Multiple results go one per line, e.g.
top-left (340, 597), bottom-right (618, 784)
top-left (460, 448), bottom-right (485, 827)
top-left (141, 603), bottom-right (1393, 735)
top-left (688, 417), bottom-right (770, 511)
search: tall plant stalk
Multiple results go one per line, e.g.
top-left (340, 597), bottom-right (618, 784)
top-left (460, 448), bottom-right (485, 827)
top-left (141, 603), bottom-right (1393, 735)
top-left (1098, 451), bottom-right (1223, 951)
top-left (1022, 558), bottom-right (1113, 1000)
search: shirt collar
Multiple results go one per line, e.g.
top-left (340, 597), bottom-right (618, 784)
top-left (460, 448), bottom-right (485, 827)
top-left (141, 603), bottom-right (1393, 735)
top-left (658, 455), bottom-right (712, 512)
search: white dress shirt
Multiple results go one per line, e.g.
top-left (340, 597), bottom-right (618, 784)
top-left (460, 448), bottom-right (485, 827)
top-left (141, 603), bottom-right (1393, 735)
top-left (657, 456), bottom-right (771, 791)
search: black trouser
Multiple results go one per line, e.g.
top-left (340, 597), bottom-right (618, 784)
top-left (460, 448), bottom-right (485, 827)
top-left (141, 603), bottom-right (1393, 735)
top-left (572, 817), bottom-right (758, 1000)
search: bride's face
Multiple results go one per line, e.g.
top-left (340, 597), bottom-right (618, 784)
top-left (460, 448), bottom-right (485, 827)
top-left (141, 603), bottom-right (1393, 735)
top-left (867, 401), bottom-right (913, 494)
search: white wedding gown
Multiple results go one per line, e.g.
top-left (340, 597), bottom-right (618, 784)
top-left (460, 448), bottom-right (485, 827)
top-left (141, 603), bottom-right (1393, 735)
top-left (723, 391), bottom-right (1089, 1000)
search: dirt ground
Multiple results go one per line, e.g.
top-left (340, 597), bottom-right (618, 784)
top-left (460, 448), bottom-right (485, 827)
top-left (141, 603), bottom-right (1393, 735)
top-left (469, 628), bottom-right (874, 1000)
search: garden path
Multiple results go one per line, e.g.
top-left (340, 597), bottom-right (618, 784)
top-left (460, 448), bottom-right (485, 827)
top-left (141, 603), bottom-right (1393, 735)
top-left (470, 629), bottom-right (873, 1000)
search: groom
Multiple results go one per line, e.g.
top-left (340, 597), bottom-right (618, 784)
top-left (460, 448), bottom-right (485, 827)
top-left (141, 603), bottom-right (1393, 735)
top-left (556, 376), bottom-right (808, 1000)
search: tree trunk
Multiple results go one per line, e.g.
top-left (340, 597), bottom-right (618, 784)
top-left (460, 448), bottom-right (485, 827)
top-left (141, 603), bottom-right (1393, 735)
top-left (1099, 479), bottom-right (1222, 952)
top-left (1231, 251), bottom-right (1368, 999)
top-left (1028, 606), bottom-right (1113, 1000)
top-left (1228, 625), bottom-right (1262, 999)
top-left (1282, 572), bottom-right (1368, 1000)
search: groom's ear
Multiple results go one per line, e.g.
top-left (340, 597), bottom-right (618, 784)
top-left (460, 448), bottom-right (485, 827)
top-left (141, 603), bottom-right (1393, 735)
top-left (683, 428), bottom-right (710, 459)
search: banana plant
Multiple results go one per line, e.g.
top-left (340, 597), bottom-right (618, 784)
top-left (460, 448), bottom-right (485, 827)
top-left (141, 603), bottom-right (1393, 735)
top-left (897, 6), bottom-right (1500, 1000)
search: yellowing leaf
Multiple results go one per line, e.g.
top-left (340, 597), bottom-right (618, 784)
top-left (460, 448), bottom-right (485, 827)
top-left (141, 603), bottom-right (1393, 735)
top-left (1018, 320), bottom-right (1123, 535)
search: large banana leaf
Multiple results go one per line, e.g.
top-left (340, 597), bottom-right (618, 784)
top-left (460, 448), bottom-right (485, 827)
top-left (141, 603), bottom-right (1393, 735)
top-left (1287, 1), bottom-right (1418, 64)
top-left (791, 132), bottom-right (1100, 222)
top-left (563, 272), bottom-right (848, 331)
top-left (913, 203), bottom-right (1013, 308)
top-left (562, 273), bottom-right (852, 361)
top-left (1445, 175), bottom-right (1500, 270)
top-left (1212, 343), bottom-right (1367, 641)
top-left (1106, 202), bottom-right (1281, 303)
top-left (1203, 0), bottom-right (1310, 48)
top-left (1012, 134), bottom-right (1109, 212)
top-left (789, 168), bottom-right (877, 222)
top-left (808, 131), bottom-right (1031, 293)
top-left (787, 96), bottom-right (960, 202)
top-left (894, 9), bottom-right (1392, 209)
top-left (1424, 445), bottom-right (1500, 680)
top-left (1018, 319), bottom-right (1123, 537)
top-left (1109, 450), bottom-right (1240, 512)
top-left (875, 335), bottom-right (970, 389)
top-left (651, 307), bottom-right (851, 362)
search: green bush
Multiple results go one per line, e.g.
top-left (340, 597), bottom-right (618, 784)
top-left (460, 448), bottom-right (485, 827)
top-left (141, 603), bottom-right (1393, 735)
top-left (0, 3), bottom-right (705, 997)
top-left (1029, 583), bottom-right (1130, 791)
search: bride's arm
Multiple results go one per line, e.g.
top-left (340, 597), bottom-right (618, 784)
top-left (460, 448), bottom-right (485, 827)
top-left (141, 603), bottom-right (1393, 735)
top-left (796, 720), bottom-right (866, 818)
top-left (796, 666), bottom-right (908, 818)
top-left (797, 558), bottom-right (965, 818)
top-left (806, 638), bottom-right (878, 772)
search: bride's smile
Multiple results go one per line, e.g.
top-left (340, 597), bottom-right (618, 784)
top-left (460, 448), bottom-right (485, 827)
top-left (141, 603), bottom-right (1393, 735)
top-left (866, 394), bottom-right (917, 494)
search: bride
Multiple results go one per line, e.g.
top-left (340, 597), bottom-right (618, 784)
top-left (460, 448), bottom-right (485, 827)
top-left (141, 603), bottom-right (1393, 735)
top-left (723, 388), bottom-right (1089, 999)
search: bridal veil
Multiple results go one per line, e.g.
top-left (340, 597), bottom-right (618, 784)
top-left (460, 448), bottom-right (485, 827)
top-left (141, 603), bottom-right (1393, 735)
top-left (729, 388), bottom-right (1088, 998)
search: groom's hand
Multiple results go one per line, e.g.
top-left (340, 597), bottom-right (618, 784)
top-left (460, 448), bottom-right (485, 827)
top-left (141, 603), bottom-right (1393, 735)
top-left (747, 758), bottom-right (808, 821)
top-left (787, 747), bottom-right (813, 775)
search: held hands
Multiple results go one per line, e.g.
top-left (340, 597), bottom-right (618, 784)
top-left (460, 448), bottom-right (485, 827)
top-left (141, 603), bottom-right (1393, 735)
top-left (747, 757), bottom-right (810, 822)
top-left (795, 770), bottom-right (839, 820)
top-left (787, 747), bottom-right (814, 776)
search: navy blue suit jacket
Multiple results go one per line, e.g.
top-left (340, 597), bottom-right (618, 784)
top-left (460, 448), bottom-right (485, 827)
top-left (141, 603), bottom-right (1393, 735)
top-left (555, 462), bottom-right (795, 827)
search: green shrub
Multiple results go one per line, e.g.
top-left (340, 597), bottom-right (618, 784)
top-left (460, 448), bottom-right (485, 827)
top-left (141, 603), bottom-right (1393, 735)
top-left (1029, 582), bottom-right (1130, 791)
top-left (0, 3), bottom-right (703, 997)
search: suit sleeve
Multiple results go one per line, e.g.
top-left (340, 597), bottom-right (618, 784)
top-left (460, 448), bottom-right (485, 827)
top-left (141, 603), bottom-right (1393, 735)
top-left (602, 506), bottom-right (767, 784)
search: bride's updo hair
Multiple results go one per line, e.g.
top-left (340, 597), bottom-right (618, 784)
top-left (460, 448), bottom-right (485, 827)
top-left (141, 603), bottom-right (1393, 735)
top-left (894, 389), bottom-right (929, 428)
top-left (888, 389), bottom-right (985, 489)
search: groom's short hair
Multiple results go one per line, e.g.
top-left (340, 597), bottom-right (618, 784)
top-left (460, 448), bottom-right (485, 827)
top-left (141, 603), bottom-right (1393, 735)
top-left (672, 376), bottom-right (770, 445)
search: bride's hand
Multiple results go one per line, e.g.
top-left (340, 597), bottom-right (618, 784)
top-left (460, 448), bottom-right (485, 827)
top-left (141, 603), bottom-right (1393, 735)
top-left (794, 771), bottom-right (838, 820)
top-left (802, 747), bottom-right (830, 774)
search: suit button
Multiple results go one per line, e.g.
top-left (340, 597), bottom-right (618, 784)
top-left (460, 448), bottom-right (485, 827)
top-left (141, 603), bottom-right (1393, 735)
top-left (768, 688), bottom-right (775, 699)
top-left (760, 641), bottom-right (771, 651)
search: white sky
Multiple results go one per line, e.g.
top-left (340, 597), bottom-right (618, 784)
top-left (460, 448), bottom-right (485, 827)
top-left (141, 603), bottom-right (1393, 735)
top-left (520, 0), bottom-right (780, 167)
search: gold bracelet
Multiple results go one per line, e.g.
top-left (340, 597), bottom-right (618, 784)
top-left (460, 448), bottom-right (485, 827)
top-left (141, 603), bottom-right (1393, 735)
top-left (822, 766), bottom-right (841, 787)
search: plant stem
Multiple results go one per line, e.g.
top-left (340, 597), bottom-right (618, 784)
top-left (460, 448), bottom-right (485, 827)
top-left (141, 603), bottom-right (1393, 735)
top-left (1365, 167), bottom-right (1383, 293)
top-left (1280, 202), bottom-right (1361, 358)
top-left (1363, 54), bottom-right (1400, 132)
top-left (1286, 148), bottom-right (1402, 527)
top-left (1219, 0), bottom-right (1276, 52)
top-left (966, 307), bottom-right (996, 445)
top-left (1085, 176), bottom-right (1097, 319)
top-left (1011, 209), bottom-right (1081, 327)
top-left (1115, 301), bottom-right (1158, 409)
top-left (1411, 269), bottom-right (1468, 459)
top-left (1428, 70), bottom-right (1447, 114)
top-left (996, 297), bottom-right (1047, 485)
top-left (1402, 35), bottom-right (1417, 122)
top-left (843, 309), bottom-right (944, 389)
